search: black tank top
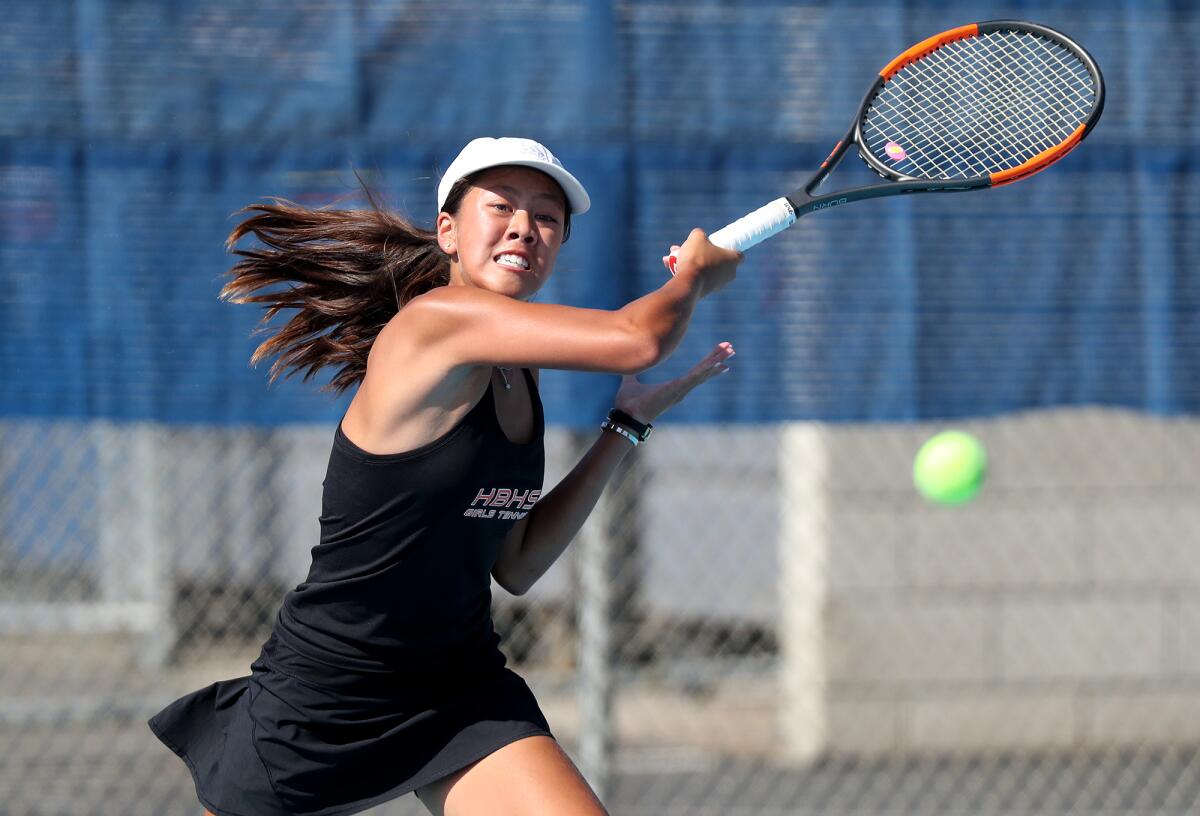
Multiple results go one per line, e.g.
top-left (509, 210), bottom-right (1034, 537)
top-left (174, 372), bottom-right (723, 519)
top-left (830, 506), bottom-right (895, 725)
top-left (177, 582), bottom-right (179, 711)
top-left (266, 368), bottom-right (545, 682)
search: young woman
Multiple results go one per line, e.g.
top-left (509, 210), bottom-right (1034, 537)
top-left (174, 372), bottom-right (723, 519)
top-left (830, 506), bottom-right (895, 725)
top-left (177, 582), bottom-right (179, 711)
top-left (148, 137), bottom-right (741, 816)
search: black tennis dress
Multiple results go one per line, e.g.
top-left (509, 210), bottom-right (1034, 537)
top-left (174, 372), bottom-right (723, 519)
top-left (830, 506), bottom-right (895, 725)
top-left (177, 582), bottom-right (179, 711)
top-left (149, 368), bottom-right (551, 815)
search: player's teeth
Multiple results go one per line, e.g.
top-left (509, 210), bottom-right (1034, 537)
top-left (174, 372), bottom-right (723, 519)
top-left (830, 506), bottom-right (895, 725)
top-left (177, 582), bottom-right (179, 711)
top-left (497, 254), bottom-right (529, 270)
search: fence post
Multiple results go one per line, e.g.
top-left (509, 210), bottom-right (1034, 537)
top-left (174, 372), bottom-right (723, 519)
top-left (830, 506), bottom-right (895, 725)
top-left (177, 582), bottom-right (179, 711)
top-left (576, 434), bottom-right (645, 800)
top-left (577, 467), bottom-right (615, 798)
top-left (779, 423), bottom-right (829, 762)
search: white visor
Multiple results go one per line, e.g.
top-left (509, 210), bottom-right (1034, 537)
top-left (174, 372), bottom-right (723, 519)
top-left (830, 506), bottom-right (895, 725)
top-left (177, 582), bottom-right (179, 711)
top-left (437, 137), bottom-right (590, 215)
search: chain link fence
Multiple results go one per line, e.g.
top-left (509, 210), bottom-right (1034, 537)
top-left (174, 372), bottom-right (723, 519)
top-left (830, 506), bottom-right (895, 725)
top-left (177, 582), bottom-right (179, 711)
top-left (3, 411), bottom-right (1199, 814)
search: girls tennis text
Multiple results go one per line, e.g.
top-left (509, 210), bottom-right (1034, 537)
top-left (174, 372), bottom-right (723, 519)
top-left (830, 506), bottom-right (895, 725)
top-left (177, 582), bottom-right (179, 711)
top-left (465, 487), bottom-right (542, 518)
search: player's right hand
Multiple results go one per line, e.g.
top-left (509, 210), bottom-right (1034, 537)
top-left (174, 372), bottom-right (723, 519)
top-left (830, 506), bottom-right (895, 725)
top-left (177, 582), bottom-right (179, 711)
top-left (663, 228), bottom-right (741, 298)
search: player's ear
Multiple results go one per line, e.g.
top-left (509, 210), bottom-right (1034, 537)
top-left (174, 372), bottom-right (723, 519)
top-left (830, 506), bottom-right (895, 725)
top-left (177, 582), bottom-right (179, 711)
top-left (436, 212), bottom-right (457, 256)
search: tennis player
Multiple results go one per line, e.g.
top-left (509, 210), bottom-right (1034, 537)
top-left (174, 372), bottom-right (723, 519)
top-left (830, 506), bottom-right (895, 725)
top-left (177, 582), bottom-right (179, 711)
top-left (148, 137), bottom-right (740, 815)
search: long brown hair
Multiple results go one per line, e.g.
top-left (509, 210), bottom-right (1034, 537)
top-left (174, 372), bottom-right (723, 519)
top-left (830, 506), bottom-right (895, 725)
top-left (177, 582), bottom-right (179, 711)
top-left (222, 172), bottom-right (571, 394)
top-left (219, 178), bottom-right (457, 394)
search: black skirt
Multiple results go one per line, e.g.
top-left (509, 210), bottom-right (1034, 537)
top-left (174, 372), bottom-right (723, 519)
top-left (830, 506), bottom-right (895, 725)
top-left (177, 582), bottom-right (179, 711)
top-left (148, 640), bottom-right (552, 816)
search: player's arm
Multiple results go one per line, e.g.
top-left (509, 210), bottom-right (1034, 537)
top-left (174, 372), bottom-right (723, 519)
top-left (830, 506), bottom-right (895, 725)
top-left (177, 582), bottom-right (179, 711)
top-left (491, 428), bottom-right (632, 596)
top-left (491, 340), bottom-right (735, 595)
top-left (399, 229), bottom-right (738, 375)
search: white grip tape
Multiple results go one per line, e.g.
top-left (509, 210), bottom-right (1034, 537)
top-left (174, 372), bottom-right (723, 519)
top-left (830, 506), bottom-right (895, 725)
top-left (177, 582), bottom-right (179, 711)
top-left (707, 197), bottom-right (797, 252)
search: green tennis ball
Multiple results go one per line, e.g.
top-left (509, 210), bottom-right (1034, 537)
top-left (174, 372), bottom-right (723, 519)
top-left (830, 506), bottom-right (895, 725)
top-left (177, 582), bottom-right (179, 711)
top-left (913, 430), bottom-right (987, 505)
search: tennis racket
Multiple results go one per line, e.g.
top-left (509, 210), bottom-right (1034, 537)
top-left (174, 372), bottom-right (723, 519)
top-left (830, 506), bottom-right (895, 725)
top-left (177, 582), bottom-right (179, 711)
top-left (667, 20), bottom-right (1104, 273)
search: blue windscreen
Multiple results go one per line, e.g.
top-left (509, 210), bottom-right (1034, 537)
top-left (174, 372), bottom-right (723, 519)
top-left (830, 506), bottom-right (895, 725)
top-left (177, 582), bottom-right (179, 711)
top-left (1, 1), bottom-right (1196, 425)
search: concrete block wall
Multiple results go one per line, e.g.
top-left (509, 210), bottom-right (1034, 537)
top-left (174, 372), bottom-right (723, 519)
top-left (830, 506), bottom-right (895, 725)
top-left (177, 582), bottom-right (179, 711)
top-left (782, 408), bottom-right (1200, 759)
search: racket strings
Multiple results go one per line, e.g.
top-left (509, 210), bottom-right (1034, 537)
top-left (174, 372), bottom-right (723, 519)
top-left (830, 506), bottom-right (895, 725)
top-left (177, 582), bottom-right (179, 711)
top-left (1005, 33), bottom-right (1095, 120)
top-left (871, 32), bottom-right (1094, 177)
top-left (948, 34), bottom-right (1091, 148)
top-left (902, 48), bottom-right (1061, 173)
top-left (927, 44), bottom-right (1067, 151)
top-left (881, 37), bottom-right (1085, 176)
top-left (868, 73), bottom-right (1014, 178)
top-left (876, 33), bottom-right (1090, 176)
top-left (862, 29), bottom-right (1098, 180)
top-left (878, 68), bottom-right (1028, 177)
top-left (873, 71), bottom-right (1026, 178)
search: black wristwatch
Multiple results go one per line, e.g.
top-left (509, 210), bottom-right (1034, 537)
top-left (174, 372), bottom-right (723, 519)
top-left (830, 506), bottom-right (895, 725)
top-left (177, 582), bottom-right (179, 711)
top-left (607, 408), bottom-right (653, 443)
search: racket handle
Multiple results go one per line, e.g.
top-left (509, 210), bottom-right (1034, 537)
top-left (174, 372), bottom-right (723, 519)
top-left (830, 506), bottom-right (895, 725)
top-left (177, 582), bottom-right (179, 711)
top-left (667, 198), bottom-right (796, 275)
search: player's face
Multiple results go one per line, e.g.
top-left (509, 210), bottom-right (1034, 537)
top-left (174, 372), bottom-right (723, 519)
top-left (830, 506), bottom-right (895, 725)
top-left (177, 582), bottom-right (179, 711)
top-left (438, 166), bottom-right (567, 300)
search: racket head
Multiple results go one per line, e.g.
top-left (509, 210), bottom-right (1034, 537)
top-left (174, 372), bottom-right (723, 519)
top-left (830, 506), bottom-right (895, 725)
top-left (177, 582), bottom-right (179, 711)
top-left (853, 21), bottom-right (1105, 187)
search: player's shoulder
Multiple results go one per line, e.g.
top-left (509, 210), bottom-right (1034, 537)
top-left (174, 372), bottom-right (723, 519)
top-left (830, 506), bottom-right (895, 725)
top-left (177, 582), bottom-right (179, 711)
top-left (388, 285), bottom-right (485, 340)
top-left (366, 294), bottom-right (484, 396)
top-left (377, 285), bottom-right (520, 369)
top-left (405, 283), bottom-right (502, 312)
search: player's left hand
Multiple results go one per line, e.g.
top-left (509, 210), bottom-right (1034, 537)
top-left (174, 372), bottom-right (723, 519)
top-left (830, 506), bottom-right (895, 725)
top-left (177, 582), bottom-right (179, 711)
top-left (613, 341), bottom-right (735, 423)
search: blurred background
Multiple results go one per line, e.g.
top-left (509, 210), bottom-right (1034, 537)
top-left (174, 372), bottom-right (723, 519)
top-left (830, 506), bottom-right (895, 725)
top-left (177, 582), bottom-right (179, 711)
top-left (2, 1), bottom-right (1199, 814)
